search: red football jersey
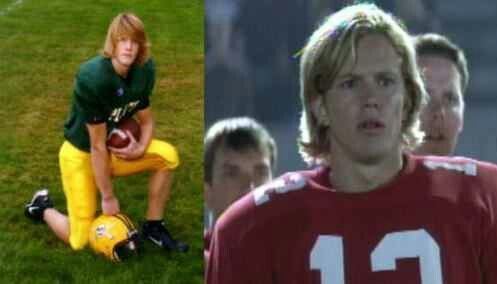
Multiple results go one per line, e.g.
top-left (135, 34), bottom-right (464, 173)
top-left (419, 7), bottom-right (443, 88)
top-left (206, 155), bottom-right (497, 284)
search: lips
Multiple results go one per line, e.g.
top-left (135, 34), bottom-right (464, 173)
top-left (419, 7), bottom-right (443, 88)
top-left (358, 119), bottom-right (385, 130)
top-left (423, 124), bottom-right (445, 141)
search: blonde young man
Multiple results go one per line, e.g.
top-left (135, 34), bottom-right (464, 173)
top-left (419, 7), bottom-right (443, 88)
top-left (413, 33), bottom-right (468, 156)
top-left (25, 12), bottom-right (188, 253)
top-left (207, 4), bottom-right (497, 283)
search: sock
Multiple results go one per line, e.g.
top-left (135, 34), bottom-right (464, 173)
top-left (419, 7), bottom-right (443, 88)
top-left (144, 219), bottom-right (164, 228)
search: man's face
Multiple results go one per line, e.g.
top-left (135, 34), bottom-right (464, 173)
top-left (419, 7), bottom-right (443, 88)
top-left (206, 145), bottom-right (272, 219)
top-left (415, 55), bottom-right (464, 156)
top-left (321, 33), bottom-right (406, 163)
top-left (114, 36), bottom-right (139, 68)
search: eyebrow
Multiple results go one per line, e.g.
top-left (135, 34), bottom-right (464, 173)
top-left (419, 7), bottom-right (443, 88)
top-left (254, 163), bottom-right (270, 170)
top-left (376, 70), bottom-right (398, 75)
top-left (335, 73), bottom-right (359, 81)
top-left (221, 162), bottom-right (270, 171)
top-left (222, 163), bottom-right (239, 169)
top-left (336, 69), bottom-right (399, 80)
top-left (443, 91), bottom-right (460, 99)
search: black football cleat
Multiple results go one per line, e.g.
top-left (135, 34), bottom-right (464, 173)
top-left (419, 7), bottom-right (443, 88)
top-left (24, 189), bottom-right (54, 223)
top-left (141, 221), bottom-right (189, 253)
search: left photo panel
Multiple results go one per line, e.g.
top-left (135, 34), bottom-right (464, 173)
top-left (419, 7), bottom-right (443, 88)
top-left (0, 0), bottom-right (203, 282)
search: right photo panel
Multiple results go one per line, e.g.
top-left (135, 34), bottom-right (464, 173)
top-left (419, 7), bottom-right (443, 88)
top-left (205, 0), bottom-right (497, 283)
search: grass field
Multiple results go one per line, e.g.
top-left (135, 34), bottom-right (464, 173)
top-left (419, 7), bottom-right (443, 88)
top-left (0, 0), bottom-right (203, 283)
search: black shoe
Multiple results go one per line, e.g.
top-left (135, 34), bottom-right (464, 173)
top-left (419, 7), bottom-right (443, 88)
top-left (142, 221), bottom-right (189, 253)
top-left (25, 189), bottom-right (53, 223)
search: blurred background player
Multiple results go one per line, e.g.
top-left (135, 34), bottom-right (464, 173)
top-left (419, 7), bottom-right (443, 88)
top-left (413, 33), bottom-right (469, 156)
top-left (204, 117), bottom-right (277, 228)
top-left (204, 117), bottom-right (276, 260)
top-left (25, 12), bottom-right (188, 253)
top-left (207, 4), bottom-right (497, 283)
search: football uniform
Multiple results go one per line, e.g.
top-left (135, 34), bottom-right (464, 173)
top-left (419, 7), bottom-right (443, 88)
top-left (206, 154), bottom-right (497, 283)
top-left (64, 55), bottom-right (154, 152)
top-left (59, 56), bottom-right (179, 250)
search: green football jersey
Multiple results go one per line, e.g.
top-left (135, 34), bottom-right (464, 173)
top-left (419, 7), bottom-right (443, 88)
top-left (64, 55), bottom-right (155, 152)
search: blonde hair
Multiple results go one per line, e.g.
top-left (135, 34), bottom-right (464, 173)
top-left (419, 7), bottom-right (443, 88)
top-left (102, 12), bottom-right (151, 65)
top-left (298, 3), bottom-right (427, 165)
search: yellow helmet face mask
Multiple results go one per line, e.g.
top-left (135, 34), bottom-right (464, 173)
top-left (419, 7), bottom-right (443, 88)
top-left (89, 213), bottom-right (141, 261)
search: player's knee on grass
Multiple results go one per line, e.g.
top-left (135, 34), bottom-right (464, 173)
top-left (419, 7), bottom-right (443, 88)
top-left (69, 217), bottom-right (93, 250)
top-left (67, 196), bottom-right (96, 250)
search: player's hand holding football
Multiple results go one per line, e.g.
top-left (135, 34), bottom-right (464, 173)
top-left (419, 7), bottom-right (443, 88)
top-left (109, 130), bottom-right (145, 160)
top-left (102, 195), bottom-right (120, 215)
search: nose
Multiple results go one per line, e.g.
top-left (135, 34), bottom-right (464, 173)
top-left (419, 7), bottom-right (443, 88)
top-left (248, 181), bottom-right (256, 190)
top-left (123, 39), bottom-right (133, 49)
top-left (428, 99), bottom-right (446, 121)
top-left (364, 95), bottom-right (379, 109)
top-left (239, 174), bottom-right (258, 194)
top-left (361, 82), bottom-right (381, 109)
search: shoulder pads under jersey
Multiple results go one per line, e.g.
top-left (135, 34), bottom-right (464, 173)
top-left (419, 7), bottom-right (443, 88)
top-left (253, 172), bottom-right (307, 206)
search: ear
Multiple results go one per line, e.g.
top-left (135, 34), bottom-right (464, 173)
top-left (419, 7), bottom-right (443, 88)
top-left (402, 91), bottom-right (413, 125)
top-left (458, 103), bottom-right (465, 133)
top-left (204, 182), bottom-right (212, 208)
top-left (311, 96), bottom-right (330, 127)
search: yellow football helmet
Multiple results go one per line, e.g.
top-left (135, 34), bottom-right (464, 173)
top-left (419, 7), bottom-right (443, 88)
top-left (88, 213), bottom-right (141, 262)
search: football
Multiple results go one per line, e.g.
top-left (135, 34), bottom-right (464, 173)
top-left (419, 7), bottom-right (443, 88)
top-left (107, 117), bottom-right (141, 148)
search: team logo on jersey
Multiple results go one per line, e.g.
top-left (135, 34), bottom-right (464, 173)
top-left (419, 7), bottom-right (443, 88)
top-left (116, 87), bottom-right (124, 97)
top-left (253, 173), bottom-right (307, 206)
top-left (108, 100), bottom-right (140, 122)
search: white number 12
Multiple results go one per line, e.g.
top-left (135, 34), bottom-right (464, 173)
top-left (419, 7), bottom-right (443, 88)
top-left (310, 229), bottom-right (443, 283)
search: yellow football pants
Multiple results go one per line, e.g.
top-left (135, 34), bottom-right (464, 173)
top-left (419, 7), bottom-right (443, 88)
top-left (58, 139), bottom-right (179, 250)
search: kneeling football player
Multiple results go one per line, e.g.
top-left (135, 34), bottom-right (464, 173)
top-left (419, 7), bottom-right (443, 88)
top-left (24, 12), bottom-right (188, 253)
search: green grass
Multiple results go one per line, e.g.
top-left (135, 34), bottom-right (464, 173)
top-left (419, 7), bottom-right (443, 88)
top-left (0, 0), bottom-right (203, 283)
